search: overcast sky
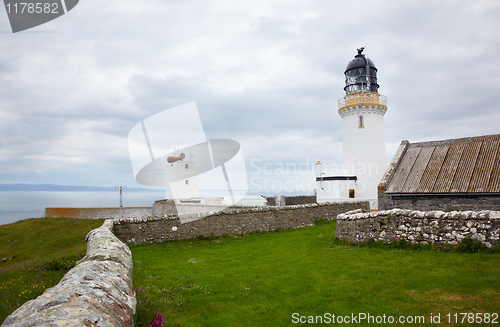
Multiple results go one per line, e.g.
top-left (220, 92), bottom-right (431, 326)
top-left (0, 0), bottom-right (499, 194)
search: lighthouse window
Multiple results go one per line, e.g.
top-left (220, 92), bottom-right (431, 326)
top-left (185, 180), bottom-right (189, 185)
top-left (358, 115), bottom-right (364, 128)
top-left (185, 164), bottom-right (189, 169)
top-left (349, 189), bottom-right (355, 198)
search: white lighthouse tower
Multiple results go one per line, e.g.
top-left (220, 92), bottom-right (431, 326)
top-left (165, 152), bottom-right (199, 199)
top-left (316, 48), bottom-right (387, 208)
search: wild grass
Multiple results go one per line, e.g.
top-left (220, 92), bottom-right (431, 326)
top-left (0, 217), bottom-right (105, 323)
top-left (130, 220), bottom-right (500, 326)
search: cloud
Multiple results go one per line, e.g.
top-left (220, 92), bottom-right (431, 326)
top-left (0, 0), bottom-right (499, 192)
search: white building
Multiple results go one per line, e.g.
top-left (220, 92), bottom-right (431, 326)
top-left (165, 153), bottom-right (199, 199)
top-left (316, 48), bottom-right (387, 209)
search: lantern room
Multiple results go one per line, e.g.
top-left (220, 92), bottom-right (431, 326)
top-left (344, 47), bottom-right (379, 95)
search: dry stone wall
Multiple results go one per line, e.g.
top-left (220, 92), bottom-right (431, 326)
top-left (336, 208), bottom-right (500, 248)
top-left (1, 220), bottom-right (136, 327)
top-left (44, 206), bottom-right (153, 219)
top-left (378, 191), bottom-right (500, 212)
top-left (265, 196), bottom-right (278, 206)
top-left (113, 201), bottom-right (370, 244)
top-left (280, 195), bottom-right (316, 206)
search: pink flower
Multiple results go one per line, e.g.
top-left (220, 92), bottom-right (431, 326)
top-left (149, 312), bottom-right (164, 327)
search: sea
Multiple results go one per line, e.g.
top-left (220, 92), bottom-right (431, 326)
top-left (0, 189), bottom-right (310, 226)
top-left (0, 191), bottom-right (165, 226)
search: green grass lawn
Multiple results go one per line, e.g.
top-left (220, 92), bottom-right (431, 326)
top-left (130, 220), bottom-right (500, 326)
top-left (1, 218), bottom-right (499, 326)
top-left (0, 217), bottom-right (105, 323)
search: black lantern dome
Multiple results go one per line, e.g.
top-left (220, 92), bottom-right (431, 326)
top-left (344, 47), bottom-right (379, 95)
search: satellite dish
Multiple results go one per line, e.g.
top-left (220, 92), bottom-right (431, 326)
top-left (179, 153), bottom-right (186, 159)
top-left (136, 139), bottom-right (240, 185)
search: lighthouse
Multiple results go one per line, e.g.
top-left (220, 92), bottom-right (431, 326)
top-left (316, 47), bottom-right (387, 208)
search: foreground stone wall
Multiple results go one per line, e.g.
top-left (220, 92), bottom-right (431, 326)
top-left (1, 220), bottom-right (136, 327)
top-left (336, 209), bottom-right (500, 248)
top-left (113, 201), bottom-right (370, 244)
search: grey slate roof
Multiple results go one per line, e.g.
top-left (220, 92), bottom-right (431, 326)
top-left (383, 134), bottom-right (500, 194)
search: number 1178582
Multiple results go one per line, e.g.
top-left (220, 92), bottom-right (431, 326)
top-left (6, 2), bottom-right (59, 14)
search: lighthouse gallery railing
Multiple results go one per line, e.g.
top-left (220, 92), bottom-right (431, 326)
top-left (338, 92), bottom-right (387, 110)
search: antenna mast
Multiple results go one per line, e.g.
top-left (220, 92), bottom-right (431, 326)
top-left (115, 185), bottom-right (127, 207)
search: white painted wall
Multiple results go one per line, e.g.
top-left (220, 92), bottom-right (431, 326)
top-left (315, 161), bottom-right (357, 202)
top-left (316, 180), bottom-right (357, 202)
top-left (166, 160), bottom-right (199, 199)
top-left (340, 105), bottom-right (387, 200)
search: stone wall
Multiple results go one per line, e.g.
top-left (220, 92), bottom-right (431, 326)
top-left (44, 206), bottom-right (153, 219)
top-left (113, 201), bottom-right (370, 244)
top-left (378, 191), bottom-right (500, 212)
top-left (336, 208), bottom-right (500, 248)
top-left (280, 195), bottom-right (316, 206)
top-left (1, 220), bottom-right (136, 327)
top-left (151, 199), bottom-right (177, 216)
top-left (153, 199), bottom-right (234, 216)
top-left (265, 196), bottom-right (278, 206)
